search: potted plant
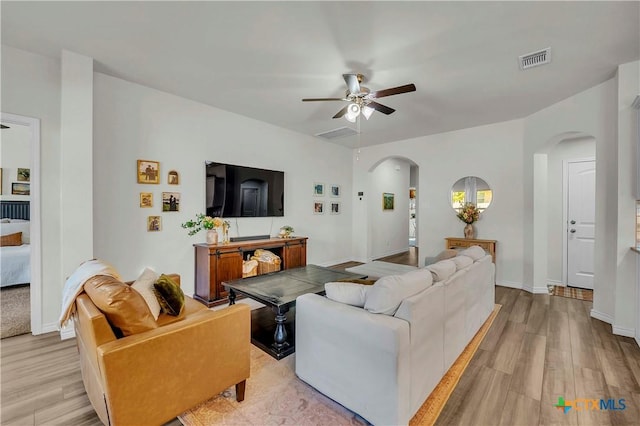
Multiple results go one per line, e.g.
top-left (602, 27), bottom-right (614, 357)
top-left (182, 214), bottom-right (224, 244)
top-left (278, 225), bottom-right (294, 238)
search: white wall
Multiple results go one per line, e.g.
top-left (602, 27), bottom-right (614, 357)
top-left (0, 123), bottom-right (31, 200)
top-left (546, 137), bottom-right (596, 283)
top-left (614, 60), bottom-right (639, 335)
top-left (369, 158), bottom-right (410, 259)
top-left (353, 119), bottom-right (525, 286)
top-left (92, 73), bottom-right (354, 295)
top-left (1, 45), bottom-right (62, 331)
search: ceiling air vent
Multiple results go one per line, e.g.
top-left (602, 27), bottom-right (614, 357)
top-left (315, 126), bottom-right (358, 140)
top-left (519, 47), bottom-right (551, 70)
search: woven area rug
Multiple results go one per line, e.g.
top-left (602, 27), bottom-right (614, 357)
top-left (179, 304), bottom-right (501, 426)
top-left (345, 261), bottom-right (418, 278)
top-left (551, 285), bottom-right (593, 301)
top-left (0, 284), bottom-right (31, 339)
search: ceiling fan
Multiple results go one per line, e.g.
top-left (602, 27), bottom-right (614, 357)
top-left (302, 73), bottom-right (416, 121)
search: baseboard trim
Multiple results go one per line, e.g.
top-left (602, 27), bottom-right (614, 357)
top-left (547, 279), bottom-right (564, 286)
top-left (496, 281), bottom-right (522, 290)
top-left (319, 258), bottom-right (355, 268)
top-left (371, 247), bottom-right (412, 261)
top-left (532, 286), bottom-right (550, 294)
top-left (35, 322), bottom-right (58, 335)
top-left (590, 309), bottom-right (614, 325)
top-left (636, 336), bottom-right (640, 348)
top-left (612, 325), bottom-right (635, 338)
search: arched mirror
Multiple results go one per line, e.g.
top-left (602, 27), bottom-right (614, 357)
top-left (451, 176), bottom-right (493, 211)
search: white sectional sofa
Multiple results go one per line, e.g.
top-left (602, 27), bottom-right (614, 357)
top-left (295, 246), bottom-right (495, 426)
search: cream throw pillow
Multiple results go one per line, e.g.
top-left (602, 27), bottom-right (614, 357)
top-left (131, 267), bottom-right (162, 320)
top-left (325, 282), bottom-right (370, 308)
top-left (364, 268), bottom-right (433, 315)
top-left (452, 255), bottom-right (473, 271)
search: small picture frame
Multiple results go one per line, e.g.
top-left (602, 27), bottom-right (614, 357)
top-left (140, 192), bottom-right (153, 208)
top-left (314, 201), bottom-right (324, 214)
top-left (162, 192), bottom-right (180, 212)
top-left (383, 192), bottom-right (395, 210)
top-left (313, 182), bottom-right (325, 196)
top-left (17, 168), bottom-right (30, 182)
top-left (330, 185), bottom-right (341, 198)
top-left (12, 182), bottom-right (30, 196)
top-left (137, 160), bottom-right (160, 184)
top-left (168, 170), bottom-right (179, 185)
top-left (147, 216), bottom-right (161, 232)
top-left (330, 202), bottom-right (340, 214)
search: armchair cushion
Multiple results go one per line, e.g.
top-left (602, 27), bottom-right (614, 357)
top-left (131, 267), bottom-right (162, 320)
top-left (153, 274), bottom-right (185, 316)
top-left (84, 275), bottom-right (157, 336)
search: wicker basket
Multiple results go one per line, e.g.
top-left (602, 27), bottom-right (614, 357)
top-left (257, 259), bottom-right (281, 275)
top-left (242, 259), bottom-right (258, 278)
top-left (251, 249), bottom-right (281, 275)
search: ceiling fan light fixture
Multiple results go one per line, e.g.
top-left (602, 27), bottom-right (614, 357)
top-left (345, 103), bottom-right (360, 122)
top-left (362, 106), bottom-right (374, 120)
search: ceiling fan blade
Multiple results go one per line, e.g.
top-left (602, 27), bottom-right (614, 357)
top-left (370, 83), bottom-right (416, 99)
top-left (332, 105), bottom-right (349, 119)
top-left (302, 97), bottom-right (345, 102)
top-left (367, 101), bottom-right (395, 115)
top-left (343, 74), bottom-right (361, 94)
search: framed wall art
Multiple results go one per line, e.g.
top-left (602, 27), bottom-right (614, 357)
top-left (12, 182), bottom-right (30, 196)
top-left (313, 182), bottom-right (325, 196)
top-left (162, 192), bottom-right (180, 212)
top-left (330, 202), bottom-right (340, 214)
top-left (383, 192), bottom-right (395, 210)
top-left (147, 216), bottom-right (161, 232)
top-left (314, 201), bottom-right (324, 214)
top-left (137, 160), bottom-right (160, 184)
top-left (17, 168), bottom-right (30, 182)
top-left (140, 192), bottom-right (153, 208)
top-left (168, 170), bottom-right (179, 185)
top-left (330, 185), bottom-right (341, 197)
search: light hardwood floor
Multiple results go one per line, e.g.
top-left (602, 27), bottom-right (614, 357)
top-left (2, 250), bottom-right (639, 425)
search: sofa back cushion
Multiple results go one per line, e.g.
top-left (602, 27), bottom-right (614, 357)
top-left (457, 245), bottom-right (486, 261)
top-left (427, 259), bottom-right (456, 282)
top-left (364, 268), bottom-right (433, 315)
top-left (452, 255), bottom-right (473, 271)
top-left (325, 282), bottom-right (371, 307)
top-left (84, 275), bottom-right (157, 336)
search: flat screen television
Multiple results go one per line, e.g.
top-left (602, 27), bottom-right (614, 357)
top-left (205, 161), bottom-right (284, 217)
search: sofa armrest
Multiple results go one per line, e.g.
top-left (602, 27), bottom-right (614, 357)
top-left (96, 304), bottom-right (250, 426)
top-left (295, 293), bottom-right (411, 426)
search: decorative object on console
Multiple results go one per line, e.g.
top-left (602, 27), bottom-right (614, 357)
top-left (181, 213), bottom-right (222, 236)
top-left (206, 229), bottom-right (218, 245)
top-left (456, 202), bottom-right (480, 239)
top-left (278, 225), bottom-right (294, 238)
top-left (382, 192), bottom-right (394, 210)
top-left (221, 220), bottom-right (231, 244)
top-left (139, 192), bottom-right (153, 208)
top-left (168, 170), bottom-right (179, 185)
top-left (137, 159), bottom-right (160, 184)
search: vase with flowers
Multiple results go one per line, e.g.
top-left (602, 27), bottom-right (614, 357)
top-left (456, 202), bottom-right (480, 239)
top-left (181, 214), bottom-right (224, 244)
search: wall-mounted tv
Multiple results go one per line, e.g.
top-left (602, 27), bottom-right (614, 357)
top-left (205, 161), bottom-right (284, 218)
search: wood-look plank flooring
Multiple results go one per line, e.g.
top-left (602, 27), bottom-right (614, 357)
top-left (2, 249), bottom-right (638, 425)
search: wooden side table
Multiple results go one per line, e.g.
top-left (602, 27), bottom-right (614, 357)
top-left (445, 237), bottom-right (497, 263)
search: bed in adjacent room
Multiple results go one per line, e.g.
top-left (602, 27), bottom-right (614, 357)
top-left (1, 201), bottom-right (31, 287)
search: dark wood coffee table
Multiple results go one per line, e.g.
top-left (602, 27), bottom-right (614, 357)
top-left (223, 264), bottom-right (366, 359)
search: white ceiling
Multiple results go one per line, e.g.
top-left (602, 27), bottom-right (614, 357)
top-left (2, 1), bottom-right (639, 148)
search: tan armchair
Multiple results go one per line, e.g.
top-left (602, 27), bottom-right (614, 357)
top-left (73, 274), bottom-right (250, 426)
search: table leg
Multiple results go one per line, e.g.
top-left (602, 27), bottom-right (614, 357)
top-left (272, 306), bottom-right (290, 352)
top-left (228, 288), bottom-right (236, 306)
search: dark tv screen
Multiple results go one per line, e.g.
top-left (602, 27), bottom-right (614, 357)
top-left (205, 162), bottom-right (284, 218)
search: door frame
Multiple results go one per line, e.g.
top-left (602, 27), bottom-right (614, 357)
top-left (1, 112), bottom-right (42, 334)
top-left (562, 156), bottom-right (595, 287)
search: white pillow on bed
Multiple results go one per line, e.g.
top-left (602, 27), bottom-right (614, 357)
top-left (0, 222), bottom-right (30, 244)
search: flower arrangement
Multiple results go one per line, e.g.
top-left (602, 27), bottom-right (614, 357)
top-left (181, 214), bottom-right (224, 236)
top-left (456, 203), bottom-right (480, 224)
top-left (279, 225), bottom-right (294, 238)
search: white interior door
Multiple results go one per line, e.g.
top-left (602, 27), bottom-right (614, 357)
top-left (566, 160), bottom-right (595, 289)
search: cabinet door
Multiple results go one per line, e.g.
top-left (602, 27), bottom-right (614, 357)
top-left (215, 251), bottom-right (244, 299)
top-left (283, 242), bottom-right (306, 269)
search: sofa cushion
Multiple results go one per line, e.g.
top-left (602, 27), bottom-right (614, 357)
top-left (325, 282), bottom-right (371, 307)
top-left (364, 268), bottom-right (433, 315)
top-left (153, 274), bottom-right (185, 316)
top-left (452, 255), bottom-right (473, 271)
top-left (131, 267), bottom-right (162, 320)
top-left (427, 259), bottom-right (456, 282)
top-left (84, 275), bottom-right (157, 336)
top-left (458, 245), bottom-right (486, 261)
top-left (0, 232), bottom-right (22, 246)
